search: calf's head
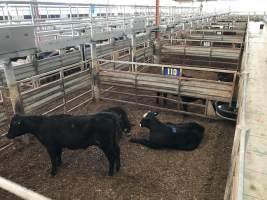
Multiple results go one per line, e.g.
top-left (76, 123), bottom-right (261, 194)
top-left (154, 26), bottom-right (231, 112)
top-left (7, 115), bottom-right (28, 139)
top-left (140, 111), bottom-right (158, 128)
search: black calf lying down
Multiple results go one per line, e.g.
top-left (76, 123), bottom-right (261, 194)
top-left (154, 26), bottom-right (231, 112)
top-left (101, 106), bottom-right (132, 136)
top-left (7, 113), bottom-right (121, 176)
top-left (130, 111), bottom-right (204, 150)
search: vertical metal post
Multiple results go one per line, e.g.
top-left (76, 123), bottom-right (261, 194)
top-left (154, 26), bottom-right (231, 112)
top-left (1, 88), bottom-right (11, 123)
top-left (177, 68), bottom-right (183, 110)
top-left (69, 5), bottom-right (74, 37)
top-left (200, 2), bottom-right (203, 17)
top-left (170, 28), bottom-right (174, 46)
top-left (59, 70), bottom-right (66, 113)
top-left (91, 43), bottom-right (100, 102)
top-left (31, 0), bottom-right (40, 23)
top-left (46, 7), bottom-right (49, 19)
top-left (80, 44), bottom-right (86, 70)
top-left (172, 6), bottom-right (174, 25)
top-left (30, 3), bottom-right (39, 41)
top-left (150, 40), bottom-right (153, 63)
top-left (15, 7), bottom-right (19, 22)
top-left (78, 31), bottom-right (86, 70)
top-left (153, 39), bottom-right (161, 65)
top-left (59, 49), bottom-right (66, 71)
top-left (106, 6), bottom-right (109, 32)
top-left (59, 8), bottom-right (62, 19)
top-left (154, 0), bottom-right (161, 65)
top-left (1, 7), bottom-right (5, 22)
top-left (123, 6), bottom-right (126, 31)
top-left (143, 41), bottom-right (146, 63)
top-left (1, 60), bottom-right (28, 144)
top-left (28, 54), bottom-right (39, 76)
top-left (30, 1), bottom-right (41, 42)
top-left (77, 7), bottom-right (80, 18)
top-left (90, 4), bottom-right (94, 40)
top-left (109, 36), bottom-right (115, 45)
top-left (110, 38), bottom-right (119, 70)
top-left (5, 3), bottom-right (11, 24)
top-left (130, 34), bottom-right (136, 72)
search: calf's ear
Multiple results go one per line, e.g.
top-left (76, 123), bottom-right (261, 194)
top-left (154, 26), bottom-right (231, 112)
top-left (154, 112), bottom-right (159, 116)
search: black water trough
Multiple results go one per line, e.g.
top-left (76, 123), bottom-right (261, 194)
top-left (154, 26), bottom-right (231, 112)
top-left (215, 101), bottom-right (237, 121)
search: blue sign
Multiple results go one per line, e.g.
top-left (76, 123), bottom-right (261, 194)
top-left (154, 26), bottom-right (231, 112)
top-left (90, 5), bottom-right (95, 14)
top-left (161, 67), bottom-right (180, 76)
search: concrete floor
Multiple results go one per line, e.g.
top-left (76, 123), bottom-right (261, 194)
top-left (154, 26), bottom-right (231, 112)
top-left (244, 21), bottom-right (267, 200)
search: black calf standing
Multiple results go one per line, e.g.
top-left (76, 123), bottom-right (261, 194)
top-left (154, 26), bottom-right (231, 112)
top-left (130, 111), bottom-right (204, 150)
top-left (7, 113), bottom-right (121, 176)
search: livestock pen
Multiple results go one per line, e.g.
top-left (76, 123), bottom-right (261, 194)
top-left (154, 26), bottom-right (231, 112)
top-left (0, 1), bottom-right (265, 200)
top-left (0, 73), bottom-right (235, 199)
top-left (0, 54), bottom-right (236, 199)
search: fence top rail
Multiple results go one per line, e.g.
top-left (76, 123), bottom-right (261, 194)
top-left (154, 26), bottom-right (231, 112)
top-left (161, 45), bottom-right (242, 52)
top-left (162, 38), bottom-right (243, 44)
top-left (100, 68), bottom-right (234, 85)
top-left (189, 29), bottom-right (246, 34)
top-left (98, 59), bottom-right (238, 74)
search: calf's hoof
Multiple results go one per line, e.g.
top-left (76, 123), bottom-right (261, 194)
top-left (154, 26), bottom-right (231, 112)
top-left (59, 161), bottom-right (63, 166)
top-left (49, 172), bottom-right (56, 177)
top-left (116, 164), bottom-right (121, 172)
top-left (56, 160), bottom-right (62, 167)
top-left (49, 169), bottom-right (57, 177)
top-left (116, 167), bottom-right (120, 172)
